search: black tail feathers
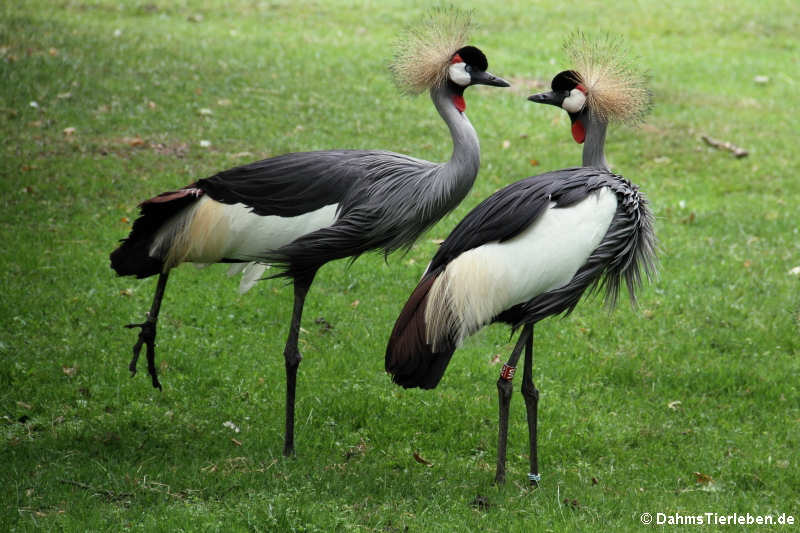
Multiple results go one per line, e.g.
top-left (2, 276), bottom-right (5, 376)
top-left (110, 187), bottom-right (203, 278)
top-left (385, 270), bottom-right (456, 390)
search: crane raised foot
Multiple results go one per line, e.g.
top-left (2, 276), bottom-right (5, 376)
top-left (125, 271), bottom-right (169, 391)
top-left (125, 316), bottom-right (162, 391)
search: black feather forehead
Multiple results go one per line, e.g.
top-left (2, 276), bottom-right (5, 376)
top-left (550, 70), bottom-right (581, 92)
top-left (454, 45), bottom-right (488, 71)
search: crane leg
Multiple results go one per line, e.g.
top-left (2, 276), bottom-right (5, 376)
top-left (125, 271), bottom-right (170, 391)
top-left (282, 273), bottom-right (315, 457)
top-left (494, 324), bottom-right (533, 484)
top-left (520, 324), bottom-right (540, 487)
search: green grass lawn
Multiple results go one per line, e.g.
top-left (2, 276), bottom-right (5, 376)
top-left (2, 0), bottom-right (798, 531)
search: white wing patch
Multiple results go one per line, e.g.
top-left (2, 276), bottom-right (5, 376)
top-left (214, 201), bottom-right (338, 261)
top-left (154, 196), bottom-right (338, 291)
top-left (426, 187), bottom-right (618, 347)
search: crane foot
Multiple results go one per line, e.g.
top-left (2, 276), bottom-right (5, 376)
top-left (125, 316), bottom-right (162, 391)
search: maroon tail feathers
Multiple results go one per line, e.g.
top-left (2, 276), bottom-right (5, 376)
top-left (110, 186), bottom-right (204, 278)
top-left (385, 269), bottom-right (456, 390)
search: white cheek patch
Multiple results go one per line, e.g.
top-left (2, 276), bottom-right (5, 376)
top-left (448, 62), bottom-right (471, 87)
top-left (562, 88), bottom-right (587, 113)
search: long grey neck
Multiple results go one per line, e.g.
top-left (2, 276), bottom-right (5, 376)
top-left (581, 111), bottom-right (609, 170)
top-left (428, 85), bottom-right (481, 207)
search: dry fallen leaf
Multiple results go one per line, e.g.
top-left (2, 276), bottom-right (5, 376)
top-left (124, 136), bottom-right (145, 147)
top-left (63, 127), bottom-right (76, 136)
top-left (17, 401), bottom-right (32, 410)
top-left (49, 47), bottom-right (59, 56)
top-left (413, 451), bottom-right (433, 467)
top-left (231, 438), bottom-right (242, 446)
top-left (62, 366), bottom-right (77, 377)
top-left (120, 288), bottom-right (133, 296)
top-left (529, 159), bottom-right (539, 166)
top-left (350, 300), bottom-right (360, 308)
top-left (693, 471), bottom-right (712, 484)
top-left (490, 354), bottom-right (501, 365)
top-left (789, 266), bottom-right (800, 276)
top-left (667, 400), bottom-right (681, 410)
top-left (502, 140), bottom-right (511, 149)
top-left (148, 101), bottom-right (157, 109)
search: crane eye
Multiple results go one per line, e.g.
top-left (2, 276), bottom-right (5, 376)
top-left (465, 64), bottom-right (473, 73)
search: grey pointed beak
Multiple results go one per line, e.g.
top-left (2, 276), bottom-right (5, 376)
top-left (471, 70), bottom-right (510, 88)
top-left (528, 91), bottom-right (562, 107)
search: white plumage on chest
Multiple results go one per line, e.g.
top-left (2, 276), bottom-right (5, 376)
top-left (426, 187), bottom-right (618, 346)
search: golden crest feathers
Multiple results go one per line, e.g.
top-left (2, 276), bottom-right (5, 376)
top-left (390, 7), bottom-right (473, 95)
top-left (564, 33), bottom-right (650, 123)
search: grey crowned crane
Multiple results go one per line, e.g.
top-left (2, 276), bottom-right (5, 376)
top-left (385, 35), bottom-right (657, 484)
top-left (109, 9), bottom-right (508, 456)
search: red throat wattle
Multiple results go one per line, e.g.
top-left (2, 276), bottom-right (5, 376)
top-left (572, 120), bottom-right (586, 144)
top-left (452, 94), bottom-right (466, 113)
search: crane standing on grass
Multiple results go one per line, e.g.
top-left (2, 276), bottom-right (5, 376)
top-left (110, 9), bottom-right (508, 456)
top-left (385, 35), bottom-right (657, 484)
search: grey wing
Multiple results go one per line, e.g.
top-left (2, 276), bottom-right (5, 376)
top-left (249, 151), bottom-right (441, 279)
top-left (197, 149), bottom-right (420, 217)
